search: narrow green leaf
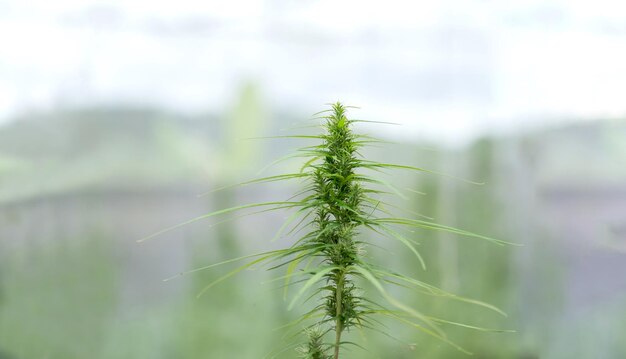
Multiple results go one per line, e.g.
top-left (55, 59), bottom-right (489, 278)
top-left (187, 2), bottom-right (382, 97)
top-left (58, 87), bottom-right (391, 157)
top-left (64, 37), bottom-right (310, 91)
top-left (379, 226), bottom-right (426, 270)
top-left (288, 266), bottom-right (338, 310)
top-left (197, 173), bottom-right (308, 197)
top-left (352, 264), bottom-right (444, 337)
top-left (138, 201), bottom-right (300, 242)
top-left (196, 253), bottom-right (280, 298)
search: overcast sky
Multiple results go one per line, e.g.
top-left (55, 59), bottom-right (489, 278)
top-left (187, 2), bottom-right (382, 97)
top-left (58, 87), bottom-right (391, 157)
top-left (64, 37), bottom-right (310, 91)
top-left (1, 0), bottom-right (626, 143)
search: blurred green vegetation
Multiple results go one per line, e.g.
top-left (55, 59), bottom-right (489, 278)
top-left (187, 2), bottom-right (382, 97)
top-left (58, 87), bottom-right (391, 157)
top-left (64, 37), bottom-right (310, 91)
top-left (0, 233), bottom-right (118, 358)
top-left (0, 92), bottom-right (625, 358)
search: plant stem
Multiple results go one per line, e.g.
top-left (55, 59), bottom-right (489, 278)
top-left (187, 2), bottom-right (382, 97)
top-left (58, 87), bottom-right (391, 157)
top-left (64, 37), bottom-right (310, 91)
top-left (334, 270), bottom-right (345, 359)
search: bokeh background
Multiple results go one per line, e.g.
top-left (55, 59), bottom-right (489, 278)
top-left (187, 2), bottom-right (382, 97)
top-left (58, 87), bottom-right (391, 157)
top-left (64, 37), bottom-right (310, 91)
top-left (1, 1), bottom-right (625, 358)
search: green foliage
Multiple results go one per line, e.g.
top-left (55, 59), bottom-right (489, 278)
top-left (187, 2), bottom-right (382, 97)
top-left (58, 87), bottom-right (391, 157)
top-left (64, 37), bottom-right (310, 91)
top-left (298, 328), bottom-right (331, 359)
top-left (148, 102), bottom-right (512, 358)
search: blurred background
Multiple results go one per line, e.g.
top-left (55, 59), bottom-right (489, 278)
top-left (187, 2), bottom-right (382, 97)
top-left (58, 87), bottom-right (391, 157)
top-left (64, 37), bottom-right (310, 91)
top-left (1, 1), bottom-right (625, 358)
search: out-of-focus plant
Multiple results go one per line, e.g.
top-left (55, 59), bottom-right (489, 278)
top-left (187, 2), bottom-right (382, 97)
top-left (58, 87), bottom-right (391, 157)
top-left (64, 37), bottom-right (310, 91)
top-left (143, 102), bottom-right (513, 358)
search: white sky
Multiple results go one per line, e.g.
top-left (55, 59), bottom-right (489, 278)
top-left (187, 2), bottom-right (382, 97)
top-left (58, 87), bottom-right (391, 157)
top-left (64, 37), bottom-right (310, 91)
top-left (1, 0), bottom-right (626, 143)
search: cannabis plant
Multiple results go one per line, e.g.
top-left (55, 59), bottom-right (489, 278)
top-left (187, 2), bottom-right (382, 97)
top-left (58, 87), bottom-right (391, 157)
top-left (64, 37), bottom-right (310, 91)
top-left (142, 102), bottom-right (512, 358)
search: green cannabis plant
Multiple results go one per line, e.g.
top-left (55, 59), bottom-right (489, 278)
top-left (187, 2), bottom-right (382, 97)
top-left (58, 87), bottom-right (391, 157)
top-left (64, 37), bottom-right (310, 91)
top-left (142, 102), bottom-right (512, 358)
